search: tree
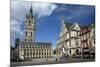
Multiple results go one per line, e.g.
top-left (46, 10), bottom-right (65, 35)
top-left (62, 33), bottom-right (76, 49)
top-left (10, 45), bottom-right (14, 50)
top-left (15, 38), bottom-right (20, 48)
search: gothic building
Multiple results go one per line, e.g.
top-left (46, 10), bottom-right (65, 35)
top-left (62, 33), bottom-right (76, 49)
top-left (24, 5), bottom-right (35, 42)
top-left (79, 23), bottom-right (95, 58)
top-left (16, 5), bottom-right (53, 61)
top-left (56, 18), bottom-right (81, 58)
top-left (79, 26), bottom-right (91, 58)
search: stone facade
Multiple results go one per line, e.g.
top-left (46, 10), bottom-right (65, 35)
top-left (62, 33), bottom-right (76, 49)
top-left (18, 42), bottom-right (52, 60)
top-left (90, 23), bottom-right (95, 57)
top-left (24, 6), bottom-right (35, 42)
top-left (79, 26), bottom-right (91, 58)
top-left (56, 19), bottom-right (81, 58)
top-left (79, 23), bottom-right (95, 58)
top-left (17, 5), bottom-right (53, 60)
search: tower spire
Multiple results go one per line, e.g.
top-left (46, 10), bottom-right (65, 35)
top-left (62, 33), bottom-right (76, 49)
top-left (24, 2), bottom-right (35, 42)
top-left (61, 16), bottom-right (65, 25)
top-left (29, 2), bottom-right (33, 18)
top-left (30, 2), bottom-right (32, 12)
top-left (60, 16), bottom-right (65, 32)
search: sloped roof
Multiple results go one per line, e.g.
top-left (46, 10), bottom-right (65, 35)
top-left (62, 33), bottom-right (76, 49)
top-left (21, 41), bottom-right (52, 46)
top-left (80, 26), bottom-right (91, 34)
top-left (64, 22), bottom-right (73, 29)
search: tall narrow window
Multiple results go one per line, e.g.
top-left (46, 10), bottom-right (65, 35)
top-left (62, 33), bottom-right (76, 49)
top-left (25, 32), bottom-right (27, 36)
top-left (31, 32), bottom-right (32, 36)
top-left (76, 40), bottom-right (78, 46)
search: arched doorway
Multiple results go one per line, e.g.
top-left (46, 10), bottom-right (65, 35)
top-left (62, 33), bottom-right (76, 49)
top-left (69, 50), bottom-right (71, 56)
top-left (76, 49), bottom-right (79, 56)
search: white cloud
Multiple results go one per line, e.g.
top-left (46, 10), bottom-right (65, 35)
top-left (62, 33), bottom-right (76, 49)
top-left (10, 18), bottom-right (23, 36)
top-left (11, 1), bottom-right (57, 20)
top-left (11, 1), bottom-right (30, 22)
top-left (31, 2), bottom-right (57, 18)
top-left (10, 18), bottom-right (23, 47)
top-left (10, 1), bottom-right (57, 47)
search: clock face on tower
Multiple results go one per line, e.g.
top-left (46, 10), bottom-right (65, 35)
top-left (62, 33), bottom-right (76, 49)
top-left (26, 19), bottom-right (32, 26)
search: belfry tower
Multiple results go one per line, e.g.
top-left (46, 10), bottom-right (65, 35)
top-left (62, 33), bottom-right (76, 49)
top-left (24, 5), bottom-right (35, 42)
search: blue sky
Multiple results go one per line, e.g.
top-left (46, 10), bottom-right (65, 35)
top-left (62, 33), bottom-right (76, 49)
top-left (10, 1), bottom-right (95, 49)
